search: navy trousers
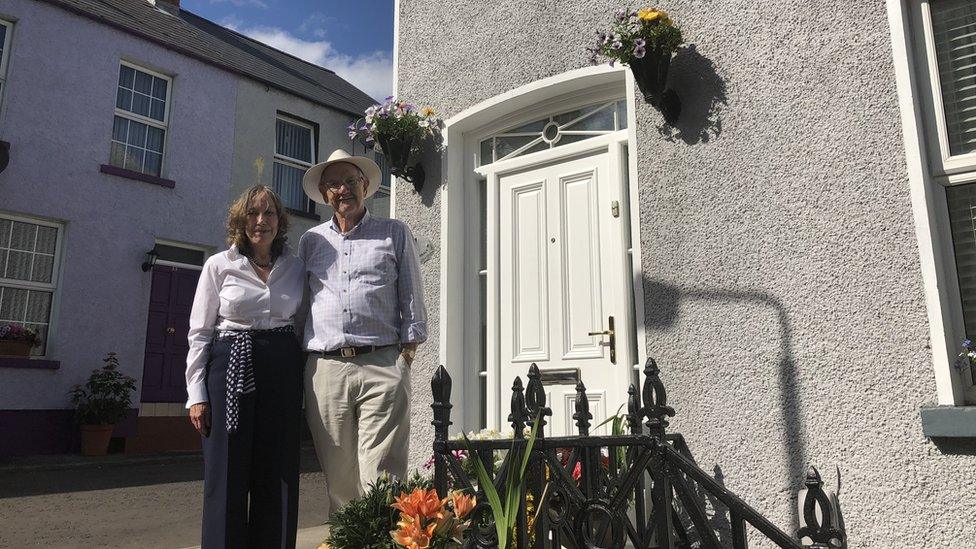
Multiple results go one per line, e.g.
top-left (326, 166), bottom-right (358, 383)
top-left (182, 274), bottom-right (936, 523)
top-left (201, 331), bottom-right (303, 549)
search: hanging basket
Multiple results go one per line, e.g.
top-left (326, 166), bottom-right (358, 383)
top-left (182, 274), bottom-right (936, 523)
top-left (629, 49), bottom-right (681, 125)
top-left (0, 340), bottom-right (32, 357)
top-left (377, 133), bottom-right (426, 193)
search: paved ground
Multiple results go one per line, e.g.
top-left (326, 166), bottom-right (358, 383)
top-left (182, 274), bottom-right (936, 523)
top-left (0, 448), bottom-right (331, 548)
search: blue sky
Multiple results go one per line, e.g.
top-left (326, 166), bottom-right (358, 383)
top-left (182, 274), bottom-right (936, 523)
top-left (182, 0), bottom-right (394, 101)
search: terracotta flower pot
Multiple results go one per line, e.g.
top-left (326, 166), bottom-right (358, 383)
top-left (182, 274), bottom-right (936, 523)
top-left (0, 340), bottom-right (32, 357)
top-left (80, 424), bottom-right (115, 456)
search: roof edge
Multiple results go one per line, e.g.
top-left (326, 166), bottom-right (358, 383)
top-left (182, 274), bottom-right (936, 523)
top-left (37, 0), bottom-right (367, 118)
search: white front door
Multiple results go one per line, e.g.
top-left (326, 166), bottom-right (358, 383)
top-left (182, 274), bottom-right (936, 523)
top-left (498, 149), bottom-right (633, 436)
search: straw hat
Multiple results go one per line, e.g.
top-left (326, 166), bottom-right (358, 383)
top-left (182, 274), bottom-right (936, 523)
top-left (302, 149), bottom-right (383, 204)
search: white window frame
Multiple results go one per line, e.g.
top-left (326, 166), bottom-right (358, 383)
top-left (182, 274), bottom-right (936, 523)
top-left (273, 114), bottom-right (316, 214)
top-left (888, 0), bottom-right (976, 405)
top-left (112, 60), bottom-right (172, 176)
top-left (0, 212), bottom-right (65, 359)
top-left (152, 238), bottom-right (214, 271)
top-left (913, 0), bottom-right (976, 181)
top-left (0, 19), bottom-right (13, 115)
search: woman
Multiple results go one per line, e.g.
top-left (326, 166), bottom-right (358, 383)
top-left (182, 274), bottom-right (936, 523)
top-left (185, 185), bottom-right (306, 548)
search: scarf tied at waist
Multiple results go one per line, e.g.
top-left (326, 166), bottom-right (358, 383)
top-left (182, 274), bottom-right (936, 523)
top-left (216, 325), bottom-right (294, 433)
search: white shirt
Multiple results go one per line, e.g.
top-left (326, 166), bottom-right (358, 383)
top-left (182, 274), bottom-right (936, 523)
top-left (184, 246), bottom-right (306, 407)
top-left (300, 211), bottom-right (428, 352)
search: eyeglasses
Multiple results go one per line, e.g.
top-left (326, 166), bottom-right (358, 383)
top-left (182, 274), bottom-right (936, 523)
top-left (321, 175), bottom-right (364, 192)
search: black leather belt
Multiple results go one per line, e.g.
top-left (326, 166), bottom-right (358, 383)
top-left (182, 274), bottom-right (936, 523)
top-left (315, 344), bottom-right (395, 358)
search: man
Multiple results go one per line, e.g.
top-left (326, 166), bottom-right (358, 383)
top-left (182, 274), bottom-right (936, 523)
top-left (299, 149), bottom-right (427, 516)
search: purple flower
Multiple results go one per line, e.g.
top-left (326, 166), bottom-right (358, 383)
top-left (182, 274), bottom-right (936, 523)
top-left (633, 42), bottom-right (646, 59)
top-left (611, 40), bottom-right (623, 50)
top-left (615, 8), bottom-right (628, 22)
top-left (964, 339), bottom-right (973, 348)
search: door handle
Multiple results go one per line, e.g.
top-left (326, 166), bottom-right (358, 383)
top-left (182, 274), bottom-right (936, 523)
top-left (587, 316), bottom-right (616, 364)
top-left (166, 327), bottom-right (176, 335)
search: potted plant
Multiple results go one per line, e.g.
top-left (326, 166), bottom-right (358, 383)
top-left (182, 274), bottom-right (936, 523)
top-left (68, 352), bottom-right (136, 456)
top-left (0, 324), bottom-right (41, 357)
top-left (349, 97), bottom-right (444, 193)
top-left (326, 472), bottom-right (433, 549)
top-left (589, 7), bottom-right (684, 124)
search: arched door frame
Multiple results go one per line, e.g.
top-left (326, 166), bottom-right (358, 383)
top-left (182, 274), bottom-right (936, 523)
top-left (439, 64), bottom-right (649, 431)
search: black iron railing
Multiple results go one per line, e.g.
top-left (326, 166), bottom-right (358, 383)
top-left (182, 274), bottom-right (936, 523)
top-left (430, 359), bottom-right (846, 549)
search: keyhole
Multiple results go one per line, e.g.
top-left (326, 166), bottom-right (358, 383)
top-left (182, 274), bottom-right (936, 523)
top-left (550, 237), bottom-right (556, 243)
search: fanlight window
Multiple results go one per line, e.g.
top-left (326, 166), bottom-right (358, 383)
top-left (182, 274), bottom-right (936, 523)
top-left (479, 100), bottom-right (627, 166)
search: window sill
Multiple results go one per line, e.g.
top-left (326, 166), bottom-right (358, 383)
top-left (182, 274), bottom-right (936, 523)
top-left (920, 405), bottom-right (976, 437)
top-left (0, 357), bottom-right (60, 370)
top-left (99, 164), bottom-right (175, 189)
top-left (287, 208), bottom-right (320, 221)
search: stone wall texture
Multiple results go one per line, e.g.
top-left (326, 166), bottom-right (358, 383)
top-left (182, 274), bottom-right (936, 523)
top-left (396, 0), bottom-right (976, 546)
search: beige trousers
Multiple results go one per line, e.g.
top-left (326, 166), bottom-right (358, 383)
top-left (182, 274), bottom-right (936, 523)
top-left (304, 346), bottom-right (411, 517)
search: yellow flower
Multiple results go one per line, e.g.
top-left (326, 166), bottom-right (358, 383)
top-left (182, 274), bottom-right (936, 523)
top-left (420, 107), bottom-right (436, 117)
top-left (637, 8), bottom-right (666, 22)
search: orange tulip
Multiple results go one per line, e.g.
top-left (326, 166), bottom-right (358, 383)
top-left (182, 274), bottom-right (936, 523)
top-left (450, 492), bottom-right (477, 519)
top-left (391, 513), bottom-right (436, 549)
top-left (392, 488), bottom-right (443, 520)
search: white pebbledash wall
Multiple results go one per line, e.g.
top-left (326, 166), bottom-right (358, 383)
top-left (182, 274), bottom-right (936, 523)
top-left (395, 0), bottom-right (976, 546)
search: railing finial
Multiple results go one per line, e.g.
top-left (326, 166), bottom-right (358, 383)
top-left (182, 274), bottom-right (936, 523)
top-left (525, 363), bottom-right (551, 437)
top-left (430, 365), bottom-right (453, 442)
top-left (627, 384), bottom-right (642, 434)
top-left (642, 358), bottom-right (675, 437)
top-left (797, 466), bottom-right (845, 548)
top-left (509, 376), bottom-right (527, 438)
top-left (573, 380), bottom-right (592, 436)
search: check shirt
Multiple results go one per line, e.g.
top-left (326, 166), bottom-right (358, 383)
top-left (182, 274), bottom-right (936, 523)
top-left (299, 211), bottom-right (428, 352)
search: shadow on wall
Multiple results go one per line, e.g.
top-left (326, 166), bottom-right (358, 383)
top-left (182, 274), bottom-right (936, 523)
top-left (643, 277), bottom-right (806, 529)
top-left (656, 44), bottom-right (728, 145)
top-left (420, 144), bottom-right (442, 208)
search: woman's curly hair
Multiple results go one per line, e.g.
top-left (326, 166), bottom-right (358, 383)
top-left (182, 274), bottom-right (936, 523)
top-left (226, 185), bottom-right (290, 258)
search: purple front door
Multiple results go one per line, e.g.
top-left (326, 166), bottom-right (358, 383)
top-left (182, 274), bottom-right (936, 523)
top-left (141, 265), bottom-right (200, 403)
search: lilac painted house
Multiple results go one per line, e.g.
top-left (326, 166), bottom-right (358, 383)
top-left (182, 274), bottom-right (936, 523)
top-left (0, 0), bottom-right (378, 455)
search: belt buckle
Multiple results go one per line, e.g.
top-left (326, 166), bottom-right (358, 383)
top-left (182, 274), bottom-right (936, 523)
top-left (340, 347), bottom-right (356, 358)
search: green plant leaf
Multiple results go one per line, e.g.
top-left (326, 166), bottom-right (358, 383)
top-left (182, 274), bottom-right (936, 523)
top-left (462, 435), bottom-right (508, 547)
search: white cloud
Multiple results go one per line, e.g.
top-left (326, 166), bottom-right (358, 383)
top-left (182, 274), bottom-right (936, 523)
top-left (210, 0), bottom-right (268, 9)
top-left (298, 12), bottom-right (339, 38)
top-left (223, 22), bottom-right (392, 102)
